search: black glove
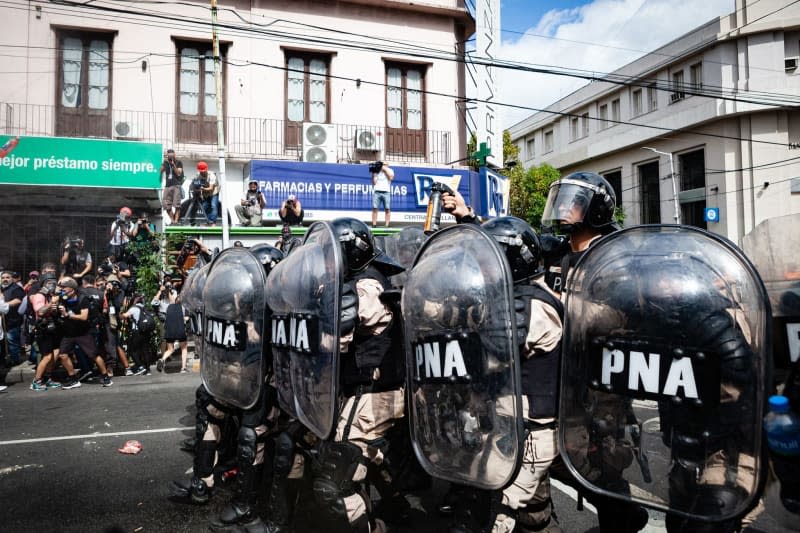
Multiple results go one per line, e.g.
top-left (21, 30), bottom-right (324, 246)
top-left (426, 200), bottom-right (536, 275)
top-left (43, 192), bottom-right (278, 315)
top-left (340, 281), bottom-right (359, 336)
top-left (540, 234), bottom-right (570, 262)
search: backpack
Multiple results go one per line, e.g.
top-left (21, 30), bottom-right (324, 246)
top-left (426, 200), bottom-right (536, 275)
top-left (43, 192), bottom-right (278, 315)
top-left (136, 306), bottom-right (156, 334)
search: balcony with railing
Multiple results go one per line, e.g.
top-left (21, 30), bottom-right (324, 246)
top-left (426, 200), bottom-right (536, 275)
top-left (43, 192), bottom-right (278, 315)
top-left (0, 102), bottom-right (454, 165)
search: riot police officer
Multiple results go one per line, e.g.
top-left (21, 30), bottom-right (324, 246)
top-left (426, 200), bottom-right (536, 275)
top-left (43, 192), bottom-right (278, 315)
top-left (172, 244), bottom-right (286, 533)
top-left (311, 217), bottom-right (405, 533)
top-left (538, 172), bottom-right (649, 533)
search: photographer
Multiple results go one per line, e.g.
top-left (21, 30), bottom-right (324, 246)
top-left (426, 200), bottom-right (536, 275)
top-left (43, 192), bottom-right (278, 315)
top-left (198, 161), bottom-right (219, 227)
top-left (161, 149), bottom-right (184, 225)
top-left (129, 212), bottom-right (157, 266)
top-left (275, 223), bottom-right (302, 256)
top-left (278, 194), bottom-right (304, 226)
top-left (234, 180), bottom-right (265, 227)
top-left (109, 206), bottom-right (135, 260)
top-left (60, 237), bottom-right (93, 282)
top-left (29, 273), bottom-right (66, 390)
top-left (370, 161), bottom-right (394, 227)
top-left (174, 238), bottom-right (212, 274)
top-left (103, 274), bottom-right (134, 376)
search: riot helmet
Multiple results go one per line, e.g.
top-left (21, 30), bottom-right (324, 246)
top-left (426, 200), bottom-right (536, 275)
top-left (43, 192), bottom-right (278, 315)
top-left (249, 243), bottom-right (284, 273)
top-left (482, 216), bottom-right (543, 282)
top-left (329, 217), bottom-right (404, 277)
top-left (541, 171), bottom-right (616, 234)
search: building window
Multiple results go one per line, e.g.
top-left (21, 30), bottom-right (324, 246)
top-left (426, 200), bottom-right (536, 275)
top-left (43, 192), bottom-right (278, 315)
top-left (647, 84), bottom-right (658, 111)
top-left (526, 137), bottom-right (535, 158)
top-left (611, 98), bottom-right (620, 123)
top-left (632, 88), bottom-right (643, 116)
top-left (690, 62), bottom-right (702, 91)
top-left (284, 52), bottom-right (331, 148)
top-left (679, 149), bottom-right (707, 229)
top-left (602, 170), bottom-right (622, 205)
top-left (56, 30), bottom-right (113, 138)
top-left (671, 70), bottom-right (685, 102)
top-left (570, 116), bottom-right (579, 141)
top-left (386, 63), bottom-right (426, 156)
top-left (581, 112), bottom-right (589, 137)
top-left (639, 161), bottom-right (661, 224)
top-left (544, 129), bottom-right (554, 153)
top-left (176, 41), bottom-right (226, 144)
top-left (599, 104), bottom-right (608, 129)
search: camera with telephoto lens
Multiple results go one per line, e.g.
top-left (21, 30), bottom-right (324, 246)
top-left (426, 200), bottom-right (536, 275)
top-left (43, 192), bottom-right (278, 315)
top-left (176, 239), bottom-right (200, 269)
top-left (368, 161), bottom-right (384, 174)
top-left (190, 177), bottom-right (206, 199)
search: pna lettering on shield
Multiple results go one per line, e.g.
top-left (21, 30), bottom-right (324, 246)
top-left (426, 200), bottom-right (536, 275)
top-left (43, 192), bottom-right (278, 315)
top-left (415, 339), bottom-right (468, 379)
top-left (205, 317), bottom-right (243, 350)
top-left (601, 347), bottom-right (698, 399)
top-left (272, 315), bottom-right (311, 352)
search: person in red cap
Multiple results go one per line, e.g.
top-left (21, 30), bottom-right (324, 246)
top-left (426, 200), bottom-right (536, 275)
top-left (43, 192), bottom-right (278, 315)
top-left (196, 161), bottom-right (219, 227)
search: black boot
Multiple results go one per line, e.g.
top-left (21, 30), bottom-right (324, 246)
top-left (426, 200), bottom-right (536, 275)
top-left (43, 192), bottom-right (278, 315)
top-left (171, 476), bottom-right (212, 504)
top-left (208, 464), bottom-right (264, 532)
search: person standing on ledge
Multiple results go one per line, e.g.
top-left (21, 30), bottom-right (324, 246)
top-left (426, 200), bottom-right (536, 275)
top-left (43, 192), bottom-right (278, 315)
top-left (370, 161), bottom-right (394, 228)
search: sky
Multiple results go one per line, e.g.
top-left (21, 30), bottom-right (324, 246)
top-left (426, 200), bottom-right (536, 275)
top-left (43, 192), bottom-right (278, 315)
top-left (493, 0), bottom-right (736, 127)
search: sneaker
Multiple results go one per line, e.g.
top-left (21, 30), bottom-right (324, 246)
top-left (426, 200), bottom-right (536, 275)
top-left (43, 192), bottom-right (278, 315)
top-left (31, 380), bottom-right (47, 391)
top-left (181, 367), bottom-right (190, 373)
top-left (62, 377), bottom-right (82, 390)
top-left (124, 368), bottom-right (134, 376)
top-left (0, 385), bottom-right (7, 393)
top-left (133, 366), bottom-right (147, 376)
top-left (45, 378), bottom-right (62, 389)
top-left (102, 376), bottom-right (113, 387)
top-left (156, 359), bottom-right (164, 372)
top-left (79, 370), bottom-right (96, 382)
top-left (143, 369), bottom-right (152, 376)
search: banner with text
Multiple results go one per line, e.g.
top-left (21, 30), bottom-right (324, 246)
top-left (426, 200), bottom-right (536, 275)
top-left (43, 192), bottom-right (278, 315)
top-left (245, 160), bottom-right (474, 223)
top-left (0, 135), bottom-right (162, 188)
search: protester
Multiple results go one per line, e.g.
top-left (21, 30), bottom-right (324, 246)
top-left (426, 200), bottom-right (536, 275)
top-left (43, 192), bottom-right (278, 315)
top-left (156, 293), bottom-right (188, 373)
top-left (60, 237), bottom-right (93, 282)
top-left (0, 270), bottom-right (25, 366)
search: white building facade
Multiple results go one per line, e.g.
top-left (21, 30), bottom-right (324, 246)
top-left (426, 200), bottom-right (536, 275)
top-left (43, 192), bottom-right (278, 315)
top-left (509, 0), bottom-right (800, 245)
top-left (0, 0), bottom-right (473, 272)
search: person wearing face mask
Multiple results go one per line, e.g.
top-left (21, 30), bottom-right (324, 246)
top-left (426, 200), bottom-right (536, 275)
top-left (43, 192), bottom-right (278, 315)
top-left (55, 277), bottom-right (113, 389)
top-left (29, 273), bottom-right (67, 391)
top-left (1, 270), bottom-right (25, 367)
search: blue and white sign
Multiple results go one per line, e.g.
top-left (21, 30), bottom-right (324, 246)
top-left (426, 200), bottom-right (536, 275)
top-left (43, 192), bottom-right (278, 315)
top-left (244, 160), bottom-right (473, 224)
top-left (704, 207), bottom-right (720, 223)
top-left (473, 167), bottom-right (509, 218)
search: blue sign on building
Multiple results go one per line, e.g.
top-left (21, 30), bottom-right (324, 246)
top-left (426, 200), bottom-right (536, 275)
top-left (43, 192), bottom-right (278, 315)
top-left (244, 160), bottom-right (473, 223)
top-left (704, 207), bottom-right (720, 223)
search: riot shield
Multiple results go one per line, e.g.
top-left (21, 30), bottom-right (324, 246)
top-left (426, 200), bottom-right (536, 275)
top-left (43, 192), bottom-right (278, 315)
top-left (402, 223), bottom-right (522, 490)
top-left (200, 248), bottom-right (268, 410)
top-left (382, 227), bottom-right (426, 288)
top-left (742, 213), bottom-right (800, 367)
top-left (182, 262), bottom-right (210, 338)
top-left (265, 221), bottom-right (342, 439)
top-left (559, 225), bottom-right (770, 523)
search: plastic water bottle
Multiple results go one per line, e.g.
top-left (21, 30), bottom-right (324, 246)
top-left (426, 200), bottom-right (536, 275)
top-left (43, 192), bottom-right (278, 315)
top-left (764, 395), bottom-right (800, 513)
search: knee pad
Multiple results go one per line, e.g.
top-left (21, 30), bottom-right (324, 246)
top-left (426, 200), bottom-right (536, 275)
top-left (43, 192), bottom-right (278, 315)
top-left (237, 426), bottom-right (258, 467)
top-left (273, 431), bottom-right (294, 475)
top-left (517, 499), bottom-right (553, 532)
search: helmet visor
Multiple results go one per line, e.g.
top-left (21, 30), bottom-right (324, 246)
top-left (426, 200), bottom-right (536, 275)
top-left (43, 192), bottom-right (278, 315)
top-left (541, 179), bottom-right (597, 229)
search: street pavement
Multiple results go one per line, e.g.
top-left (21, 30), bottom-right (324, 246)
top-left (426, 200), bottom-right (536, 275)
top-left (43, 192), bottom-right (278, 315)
top-left (0, 361), bottom-right (795, 533)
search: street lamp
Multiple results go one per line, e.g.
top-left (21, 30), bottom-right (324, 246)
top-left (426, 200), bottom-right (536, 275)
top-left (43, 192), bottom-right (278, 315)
top-left (642, 147), bottom-right (681, 224)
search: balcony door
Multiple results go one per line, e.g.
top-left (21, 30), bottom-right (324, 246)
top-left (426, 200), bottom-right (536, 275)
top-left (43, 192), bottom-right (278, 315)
top-left (56, 31), bottom-right (113, 138)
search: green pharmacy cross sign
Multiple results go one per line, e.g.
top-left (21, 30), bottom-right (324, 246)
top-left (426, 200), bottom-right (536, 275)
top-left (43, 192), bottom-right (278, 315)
top-left (472, 142), bottom-right (493, 167)
top-left (0, 135), bottom-right (162, 189)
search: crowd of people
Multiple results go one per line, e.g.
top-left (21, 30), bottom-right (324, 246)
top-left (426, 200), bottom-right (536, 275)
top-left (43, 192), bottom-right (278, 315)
top-left (0, 213), bottom-right (203, 393)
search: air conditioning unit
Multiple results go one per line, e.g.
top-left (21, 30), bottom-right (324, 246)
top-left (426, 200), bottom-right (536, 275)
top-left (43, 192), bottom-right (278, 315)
top-left (355, 128), bottom-right (384, 152)
top-left (114, 121), bottom-right (140, 139)
top-left (669, 92), bottom-right (685, 104)
top-left (785, 57), bottom-right (798, 71)
top-left (302, 122), bottom-right (336, 163)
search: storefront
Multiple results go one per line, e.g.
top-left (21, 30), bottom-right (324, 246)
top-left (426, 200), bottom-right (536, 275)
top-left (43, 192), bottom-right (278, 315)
top-left (0, 135), bottom-right (162, 275)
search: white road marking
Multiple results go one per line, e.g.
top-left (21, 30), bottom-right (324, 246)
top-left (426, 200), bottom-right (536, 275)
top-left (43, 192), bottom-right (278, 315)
top-left (551, 479), bottom-right (597, 514)
top-left (0, 464), bottom-right (44, 476)
top-left (0, 427), bottom-right (191, 446)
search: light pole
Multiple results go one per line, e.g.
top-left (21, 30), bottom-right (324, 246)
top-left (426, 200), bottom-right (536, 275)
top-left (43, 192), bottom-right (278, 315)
top-left (643, 147), bottom-right (681, 224)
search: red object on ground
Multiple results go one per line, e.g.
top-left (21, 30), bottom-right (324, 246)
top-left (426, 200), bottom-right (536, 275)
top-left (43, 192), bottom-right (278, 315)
top-left (118, 440), bottom-right (143, 454)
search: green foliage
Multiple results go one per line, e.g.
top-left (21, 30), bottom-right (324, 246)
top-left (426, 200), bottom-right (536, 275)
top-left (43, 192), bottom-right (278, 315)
top-left (509, 163), bottom-right (561, 230)
top-left (126, 237), bottom-right (162, 302)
